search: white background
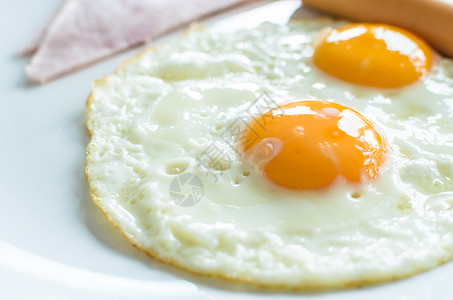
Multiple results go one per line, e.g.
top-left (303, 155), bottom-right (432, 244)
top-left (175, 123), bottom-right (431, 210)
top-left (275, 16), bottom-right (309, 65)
top-left (0, 0), bottom-right (452, 299)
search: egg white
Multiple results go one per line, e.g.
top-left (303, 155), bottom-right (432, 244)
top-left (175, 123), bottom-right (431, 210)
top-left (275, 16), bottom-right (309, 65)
top-left (86, 19), bottom-right (453, 289)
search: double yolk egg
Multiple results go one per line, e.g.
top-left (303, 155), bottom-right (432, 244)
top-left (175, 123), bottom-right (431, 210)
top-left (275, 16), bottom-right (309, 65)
top-left (240, 23), bottom-right (432, 190)
top-left (86, 18), bottom-right (453, 289)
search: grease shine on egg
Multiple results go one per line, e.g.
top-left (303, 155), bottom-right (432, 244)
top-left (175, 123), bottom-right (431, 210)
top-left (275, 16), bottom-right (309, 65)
top-left (86, 19), bottom-right (453, 289)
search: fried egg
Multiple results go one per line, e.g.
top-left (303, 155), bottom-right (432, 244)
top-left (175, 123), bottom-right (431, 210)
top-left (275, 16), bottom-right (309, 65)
top-left (86, 19), bottom-right (453, 289)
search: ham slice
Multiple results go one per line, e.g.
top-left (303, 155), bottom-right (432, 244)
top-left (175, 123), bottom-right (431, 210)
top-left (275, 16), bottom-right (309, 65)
top-left (25, 0), bottom-right (252, 84)
top-left (20, 0), bottom-right (69, 56)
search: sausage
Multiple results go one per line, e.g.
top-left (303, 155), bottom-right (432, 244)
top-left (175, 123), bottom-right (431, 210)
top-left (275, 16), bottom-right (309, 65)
top-left (302, 0), bottom-right (453, 58)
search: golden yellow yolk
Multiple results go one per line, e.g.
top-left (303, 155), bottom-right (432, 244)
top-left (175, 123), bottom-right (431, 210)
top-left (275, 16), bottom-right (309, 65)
top-left (313, 23), bottom-right (432, 88)
top-left (240, 101), bottom-right (387, 190)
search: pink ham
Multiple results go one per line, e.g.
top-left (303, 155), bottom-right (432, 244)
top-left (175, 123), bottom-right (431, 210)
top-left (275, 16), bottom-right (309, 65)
top-left (25, 0), bottom-right (253, 84)
top-left (20, 0), bottom-right (69, 56)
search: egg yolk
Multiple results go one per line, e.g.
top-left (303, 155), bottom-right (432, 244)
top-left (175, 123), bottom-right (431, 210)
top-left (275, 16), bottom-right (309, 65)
top-left (313, 23), bottom-right (432, 88)
top-left (240, 101), bottom-right (387, 190)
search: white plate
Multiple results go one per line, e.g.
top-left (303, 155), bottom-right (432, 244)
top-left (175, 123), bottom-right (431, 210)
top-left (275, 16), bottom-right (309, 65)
top-left (0, 1), bottom-right (452, 299)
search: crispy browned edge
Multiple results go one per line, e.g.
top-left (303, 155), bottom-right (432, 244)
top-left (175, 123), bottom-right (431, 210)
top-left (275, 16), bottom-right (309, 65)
top-left (84, 20), bottom-right (451, 291)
